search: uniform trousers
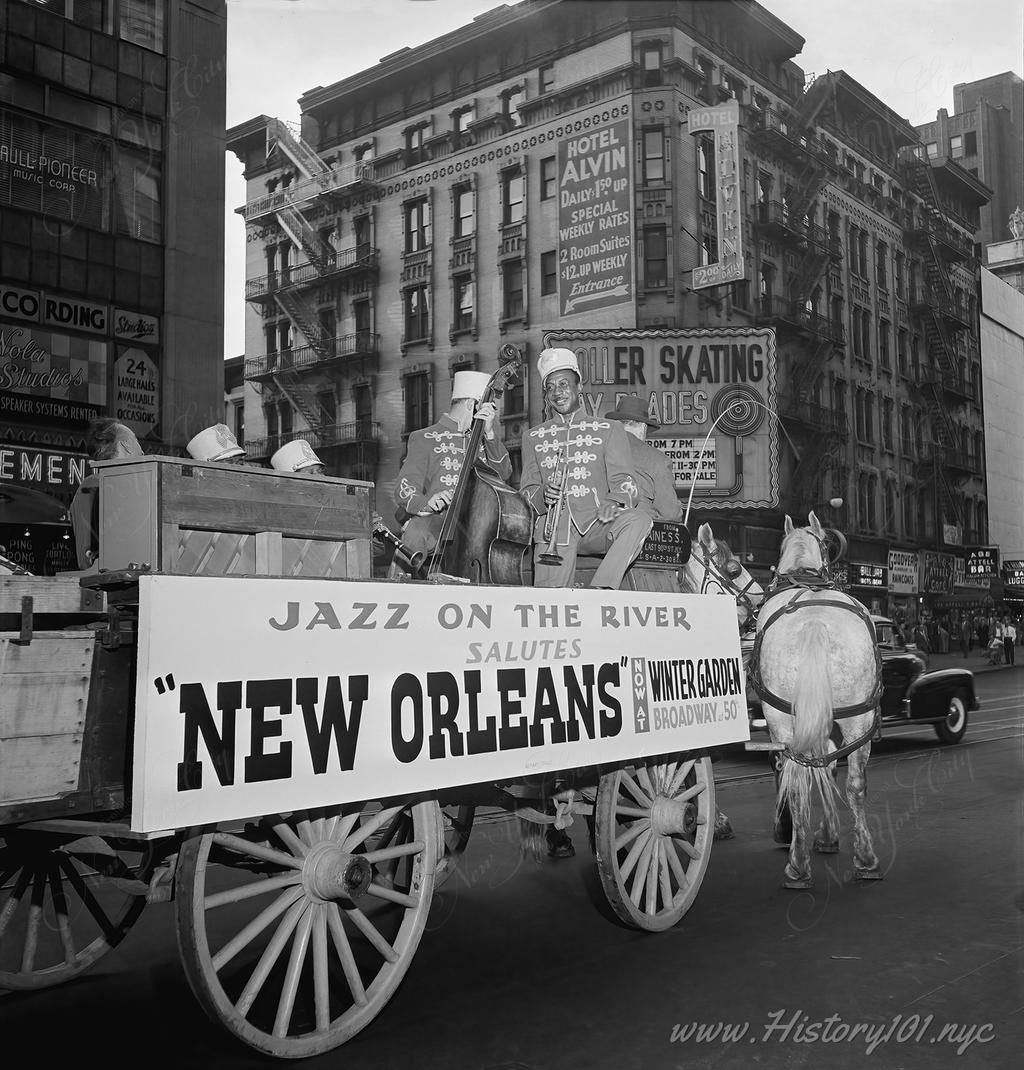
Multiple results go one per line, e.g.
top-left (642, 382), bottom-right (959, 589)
top-left (532, 508), bottom-right (652, 589)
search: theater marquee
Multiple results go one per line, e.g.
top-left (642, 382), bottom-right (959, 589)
top-left (542, 327), bottom-right (779, 510)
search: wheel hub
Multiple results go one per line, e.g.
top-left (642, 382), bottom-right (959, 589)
top-left (650, 796), bottom-right (696, 837)
top-left (304, 842), bottom-right (373, 902)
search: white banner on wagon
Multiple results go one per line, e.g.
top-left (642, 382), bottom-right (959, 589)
top-left (131, 576), bottom-right (748, 833)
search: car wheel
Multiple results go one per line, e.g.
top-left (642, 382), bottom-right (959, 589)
top-left (934, 692), bottom-right (968, 744)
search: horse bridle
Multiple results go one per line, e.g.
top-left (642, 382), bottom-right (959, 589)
top-left (691, 540), bottom-right (761, 631)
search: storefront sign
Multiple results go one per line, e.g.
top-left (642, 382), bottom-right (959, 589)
top-left (543, 327), bottom-right (778, 510)
top-left (131, 578), bottom-right (748, 832)
top-left (0, 524), bottom-right (76, 575)
top-left (0, 283), bottom-right (41, 323)
top-left (1003, 560), bottom-right (1024, 587)
top-left (114, 309), bottom-right (160, 344)
top-left (688, 100), bottom-right (745, 290)
top-left (942, 523), bottom-right (962, 546)
top-left (557, 117), bottom-right (634, 317)
top-left (0, 388), bottom-right (102, 426)
top-left (920, 550), bottom-right (955, 595)
top-left (2, 284), bottom-right (108, 337)
top-left (113, 347), bottom-right (159, 435)
top-left (849, 561), bottom-right (888, 588)
top-left (963, 546), bottom-right (1000, 580)
top-left (0, 323), bottom-right (107, 405)
top-left (953, 556), bottom-right (988, 589)
top-left (0, 443), bottom-right (88, 504)
top-left (887, 549), bottom-right (918, 594)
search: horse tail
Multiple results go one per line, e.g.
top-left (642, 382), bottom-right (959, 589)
top-left (791, 619), bottom-right (833, 756)
top-left (776, 619), bottom-right (842, 833)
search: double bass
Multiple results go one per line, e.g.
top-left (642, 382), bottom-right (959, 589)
top-left (425, 344), bottom-right (535, 585)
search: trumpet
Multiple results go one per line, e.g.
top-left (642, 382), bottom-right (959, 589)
top-left (538, 448), bottom-right (567, 566)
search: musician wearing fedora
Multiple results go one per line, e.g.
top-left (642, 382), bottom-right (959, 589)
top-left (605, 395), bottom-right (683, 522)
top-left (520, 348), bottom-right (652, 590)
top-left (394, 369), bottom-right (510, 558)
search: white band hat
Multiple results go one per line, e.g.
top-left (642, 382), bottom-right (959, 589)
top-left (186, 424), bottom-right (244, 462)
top-left (451, 370), bottom-right (491, 402)
top-left (537, 347), bottom-right (580, 385)
top-left (271, 439), bottom-right (324, 473)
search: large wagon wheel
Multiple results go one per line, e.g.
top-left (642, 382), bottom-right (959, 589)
top-left (434, 805), bottom-right (475, 889)
top-left (0, 831), bottom-right (149, 990)
top-left (594, 755), bottom-right (715, 931)
top-left (175, 800), bottom-right (440, 1059)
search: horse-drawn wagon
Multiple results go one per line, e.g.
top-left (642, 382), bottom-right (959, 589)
top-left (0, 444), bottom-right (751, 1058)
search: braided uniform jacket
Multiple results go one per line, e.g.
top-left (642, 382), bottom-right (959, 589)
top-left (395, 413), bottom-right (511, 518)
top-left (627, 436), bottom-right (683, 521)
top-left (519, 410), bottom-right (639, 540)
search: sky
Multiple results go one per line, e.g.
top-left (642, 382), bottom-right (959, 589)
top-left (222, 0), bottom-right (1024, 358)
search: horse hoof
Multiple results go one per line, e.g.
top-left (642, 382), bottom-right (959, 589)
top-left (714, 813), bottom-right (735, 841)
top-left (855, 868), bottom-right (883, 881)
top-left (783, 878), bottom-right (813, 890)
top-left (814, 840), bottom-right (840, 854)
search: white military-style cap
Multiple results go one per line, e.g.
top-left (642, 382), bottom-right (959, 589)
top-left (451, 370), bottom-right (491, 402)
top-left (186, 424), bottom-right (244, 462)
top-left (537, 347), bottom-right (580, 385)
top-left (271, 439), bottom-right (323, 473)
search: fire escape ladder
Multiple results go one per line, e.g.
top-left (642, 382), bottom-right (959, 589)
top-left (789, 243), bottom-right (829, 308)
top-left (274, 289), bottom-right (331, 361)
top-left (790, 74), bottom-right (833, 130)
top-left (788, 159), bottom-right (828, 224)
top-left (272, 365), bottom-right (325, 434)
top-left (920, 305), bottom-right (958, 379)
top-left (791, 333), bottom-right (832, 402)
top-left (275, 205), bottom-right (334, 273)
top-left (266, 117), bottom-right (330, 180)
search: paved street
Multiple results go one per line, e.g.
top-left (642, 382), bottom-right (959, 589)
top-left (3, 668), bottom-right (1022, 1070)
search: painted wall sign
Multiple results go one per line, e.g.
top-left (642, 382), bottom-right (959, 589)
top-left (919, 550), bottom-right (955, 595)
top-left (0, 387), bottom-right (103, 426)
top-left (130, 577), bottom-right (748, 833)
top-left (113, 347), bottom-right (159, 435)
top-left (963, 545), bottom-right (1000, 580)
top-left (543, 327), bottom-right (779, 510)
top-left (113, 309), bottom-right (160, 344)
top-left (687, 100), bottom-right (746, 290)
top-left (557, 117), bottom-right (635, 317)
top-left (887, 549), bottom-right (919, 594)
top-left (0, 324), bottom-right (107, 405)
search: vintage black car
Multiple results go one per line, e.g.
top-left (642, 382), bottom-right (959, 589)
top-left (745, 615), bottom-right (978, 744)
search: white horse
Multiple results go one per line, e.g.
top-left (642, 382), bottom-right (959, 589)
top-left (748, 512), bottom-right (882, 888)
top-left (680, 523), bottom-right (765, 840)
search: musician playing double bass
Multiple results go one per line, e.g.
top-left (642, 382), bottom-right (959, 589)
top-left (519, 348), bottom-right (652, 590)
top-left (394, 370), bottom-right (511, 559)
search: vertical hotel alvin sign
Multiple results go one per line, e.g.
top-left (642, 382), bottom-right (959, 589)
top-left (688, 100), bottom-right (745, 290)
top-left (557, 118), bottom-right (634, 317)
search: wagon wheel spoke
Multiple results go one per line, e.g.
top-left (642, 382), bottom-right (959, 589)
top-left (614, 819), bottom-right (649, 853)
top-left (618, 770), bottom-right (653, 808)
top-left (295, 815), bottom-right (316, 849)
top-left (364, 883), bottom-right (420, 909)
top-left (669, 835), bottom-right (702, 861)
top-left (47, 860), bottom-right (77, 968)
top-left (372, 811), bottom-right (413, 887)
top-left (204, 871), bottom-right (303, 911)
top-left (635, 764), bottom-right (658, 803)
top-left (328, 811), bottom-right (361, 844)
top-left (312, 905), bottom-right (331, 1030)
top-left (658, 841), bottom-right (675, 908)
top-left (211, 886), bottom-right (306, 971)
top-left (343, 904), bottom-right (400, 964)
top-left (617, 826), bottom-right (652, 882)
top-left (268, 819), bottom-right (309, 859)
top-left (666, 759), bottom-right (696, 797)
top-left (628, 837), bottom-right (655, 907)
top-left (344, 806), bottom-right (403, 852)
top-left (325, 902), bottom-right (368, 1006)
top-left (0, 864), bottom-right (32, 942)
top-left (361, 840), bottom-right (425, 866)
top-left (20, 864), bottom-right (47, 973)
top-left (613, 803), bottom-right (652, 819)
top-left (234, 898), bottom-right (308, 1018)
top-left (273, 902), bottom-right (315, 1037)
top-left (59, 855), bottom-right (117, 939)
top-left (673, 782), bottom-right (707, 806)
top-left (655, 761), bottom-right (677, 795)
top-left (213, 832), bottom-right (303, 871)
top-left (663, 837), bottom-right (690, 891)
top-left (644, 841), bottom-right (660, 917)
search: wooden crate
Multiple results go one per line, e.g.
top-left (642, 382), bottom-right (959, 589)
top-left (92, 455), bottom-right (372, 579)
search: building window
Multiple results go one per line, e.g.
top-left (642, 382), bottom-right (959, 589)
top-left (642, 127), bottom-right (665, 184)
top-left (115, 150), bottom-right (161, 242)
top-left (700, 232), bottom-right (717, 266)
top-left (964, 130), bottom-right (977, 155)
top-left (279, 400), bottom-right (293, 439)
top-left (265, 403), bottom-right (278, 440)
top-left (502, 87), bottom-right (524, 127)
top-left (540, 156), bottom-right (557, 200)
top-left (732, 280), bottom-right (749, 309)
top-left (949, 134), bottom-right (963, 158)
top-left (759, 265), bottom-right (774, 313)
top-left (539, 63), bottom-right (555, 93)
top-left (858, 230), bottom-right (869, 277)
top-left (894, 252), bottom-right (904, 297)
top-left (354, 215), bottom-right (371, 256)
top-left (541, 250), bottom-right (557, 295)
top-left (698, 138), bottom-right (715, 200)
top-left (876, 241), bottom-right (888, 288)
top-left (119, 0), bottom-right (164, 52)
top-left (404, 372), bottom-right (430, 434)
top-left (354, 142), bottom-right (374, 162)
top-left (882, 397), bottom-right (894, 450)
top-left (353, 299), bottom-right (371, 344)
top-left (354, 384), bottom-right (372, 440)
top-left (897, 328), bottom-right (908, 375)
top-left (884, 481), bottom-right (897, 533)
top-left (404, 197), bottom-right (430, 252)
top-left (644, 226), bottom-right (667, 288)
top-left (405, 123), bottom-right (426, 154)
top-left (403, 284), bottom-right (429, 342)
top-left (502, 260), bottom-right (524, 320)
top-left (318, 389), bottom-right (336, 426)
top-left (453, 184), bottom-right (474, 237)
top-left (640, 42), bottom-right (664, 87)
top-left (501, 166), bottom-right (524, 225)
top-left (879, 319), bottom-right (891, 369)
top-left (453, 274), bottom-right (473, 332)
top-left (925, 141), bottom-right (938, 159)
top-left (848, 225), bottom-right (859, 274)
top-left (453, 105), bottom-right (475, 134)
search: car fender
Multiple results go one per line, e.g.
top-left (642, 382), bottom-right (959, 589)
top-left (905, 668), bottom-right (979, 718)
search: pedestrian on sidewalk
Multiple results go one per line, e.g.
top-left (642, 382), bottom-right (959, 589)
top-left (938, 619), bottom-right (950, 653)
top-left (960, 617), bottom-right (972, 658)
top-left (1003, 617), bottom-right (1017, 665)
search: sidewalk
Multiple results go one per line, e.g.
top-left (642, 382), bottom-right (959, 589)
top-left (927, 647), bottom-right (1022, 675)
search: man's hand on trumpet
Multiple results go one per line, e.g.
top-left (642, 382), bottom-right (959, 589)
top-left (543, 471), bottom-right (564, 507)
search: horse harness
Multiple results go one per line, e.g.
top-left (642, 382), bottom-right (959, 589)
top-left (748, 573), bottom-right (883, 769)
top-left (692, 539), bottom-right (761, 634)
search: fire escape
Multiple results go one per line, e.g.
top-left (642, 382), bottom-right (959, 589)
top-left (747, 78), bottom-right (843, 503)
top-left (900, 149), bottom-right (977, 534)
top-left (242, 119), bottom-right (381, 462)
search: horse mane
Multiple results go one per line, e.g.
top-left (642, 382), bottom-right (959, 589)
top-left (777, 528), bottom-right (823, 575)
